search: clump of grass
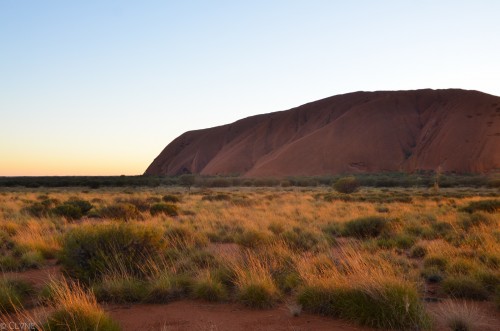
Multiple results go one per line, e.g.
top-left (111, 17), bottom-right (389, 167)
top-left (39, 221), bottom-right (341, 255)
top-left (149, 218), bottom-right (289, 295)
top-left (409, 244), bottom-right (427, 258)
top-left (441, 276), bottom-right (489, 300)
top-left (94, 275), bottom-right (147, 303)
top-left (60, 222), bottom-right (165, 282)
top-left (145, 272), bottom-right (193, 303)
top-left (342, 216), bottom-right (389, 238)
top-left (296, 246), bottom-right (430, 329)
top-left (235, 229), bottom-right (269, 248)
top-left (150, 203), bottom-right (179, 216)
top-left (280, 227), bottom-right (319, 251)
top-left (423, 256), bottom-right (448, 271)
top-left (0, 278), bottom-right (33, 313)
top-left (165, 225), bottom-right (208, 249)
top-left (13, 221), bottom-right (61, 259)
top-left (436, 300), bottom-right (491, 331)
top-left (297, 283), bottom-right (430, 330)
top-left (233, 254), bottom-right (279, 308)
top-left (43, 278), bottom-right (120, 331)
top-left (51, 198), bottom-right (94, 220)
top-left (192, 272), bottom-right (228, 302)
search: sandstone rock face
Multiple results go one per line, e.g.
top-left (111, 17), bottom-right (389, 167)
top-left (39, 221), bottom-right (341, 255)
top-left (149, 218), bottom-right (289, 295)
top-left (145, 89), bottom-right (500, 177)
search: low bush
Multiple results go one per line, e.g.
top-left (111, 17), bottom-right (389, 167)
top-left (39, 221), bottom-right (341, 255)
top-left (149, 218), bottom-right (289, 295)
top-left (333, 177), bottom-right (360, 194)
top-left (52, 204), bottom-right (83, 220)
top-left (458, 212), bottom-right (494, 230)
top-left (59, 223), bottom-right (165, 282)
top-left (162, 194), bottom-right (180, 203)
top-left (150, 203), bottom-right (178, 216)
top-left (342, 216), bottom-right (389, 238)
top-left (409, 245), bottom-right (427, 258)
top-left (99, 203), bottom-right (141, 221)
top-left (459, 199), bottom-right (500, 213)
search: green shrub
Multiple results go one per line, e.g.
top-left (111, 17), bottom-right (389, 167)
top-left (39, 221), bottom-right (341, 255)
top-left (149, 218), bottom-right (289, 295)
top-left (99, 203), bottom-right (141, 221)
top-left (342, 216), bottom-right (389, 238)
top-left (459, 199), bottom-right (500, 213)
top-left (441, 276), bottom-right (489, 300)
top-left (66, 199), bottom-right (93, 214)
top-left (52, 204), bottom-right (83, 220)
top-left (50, 199), bottom-right (94, 220)
top-left (162, 194), bottom-right (180, 203)
top-left (150, 203), bottom-right (178, 216)
top-left (297, 283), bottom-right (430, 329)
top-left (59, 223), bottom-right (165, 282)
top-left (0, 278), bottom-right (33, 313)
top-left (333, 177), bottom-right (360, 194)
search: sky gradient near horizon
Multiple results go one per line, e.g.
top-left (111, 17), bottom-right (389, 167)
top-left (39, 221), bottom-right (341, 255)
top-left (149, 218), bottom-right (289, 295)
top-left (2, 1), bottom-right (500, 176)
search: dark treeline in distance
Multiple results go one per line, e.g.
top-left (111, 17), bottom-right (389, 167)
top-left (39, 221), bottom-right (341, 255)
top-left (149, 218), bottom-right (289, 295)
top-left (0, 172), bottom-right (499, 189)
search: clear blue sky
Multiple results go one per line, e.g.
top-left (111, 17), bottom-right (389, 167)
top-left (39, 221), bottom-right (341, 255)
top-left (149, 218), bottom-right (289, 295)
top-left (1, 1), bottom-right (499, 175)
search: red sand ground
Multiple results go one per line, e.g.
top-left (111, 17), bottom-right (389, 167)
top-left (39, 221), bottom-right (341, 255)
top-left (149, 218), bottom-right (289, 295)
top-left (106, 301), bottom-right (374, 331)
top-left (145, 89), bottom-right (500, 176)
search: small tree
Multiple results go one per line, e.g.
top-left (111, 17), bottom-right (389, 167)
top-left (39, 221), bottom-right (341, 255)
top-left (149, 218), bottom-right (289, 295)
top-left (179, 174), bottom-right (196, 192)
top-left (333, 176), bottom-right (360, 194)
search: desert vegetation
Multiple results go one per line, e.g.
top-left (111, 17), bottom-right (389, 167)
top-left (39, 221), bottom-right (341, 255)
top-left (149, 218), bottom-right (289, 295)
top-left (0, 179), bottom-right (498, 330)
